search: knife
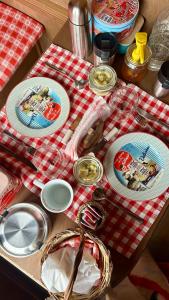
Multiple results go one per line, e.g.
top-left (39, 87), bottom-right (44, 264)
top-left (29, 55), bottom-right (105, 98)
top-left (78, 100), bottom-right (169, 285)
top-left (0, 143), bottom-right (37, 171)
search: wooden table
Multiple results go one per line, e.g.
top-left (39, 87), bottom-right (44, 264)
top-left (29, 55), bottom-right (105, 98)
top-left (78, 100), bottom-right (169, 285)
top-left (0, 48), bottom-right (169, 291)
top-left (0, 182), bottom-right (168, 290)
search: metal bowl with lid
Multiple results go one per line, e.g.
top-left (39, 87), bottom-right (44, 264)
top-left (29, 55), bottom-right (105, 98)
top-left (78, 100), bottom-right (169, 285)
top-left (0, 203), bottom-right (51, 257)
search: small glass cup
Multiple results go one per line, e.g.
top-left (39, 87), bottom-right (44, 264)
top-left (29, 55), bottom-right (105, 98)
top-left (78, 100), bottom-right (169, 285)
top-left (109, 84), bottom-right (139, 119)
top-left (32, 146), bottom-right (69, 179)
top-left (73, 155), bottom-right (103, 186)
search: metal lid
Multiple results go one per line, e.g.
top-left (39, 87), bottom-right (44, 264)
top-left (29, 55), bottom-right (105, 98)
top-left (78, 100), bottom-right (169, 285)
top-left (68, 0), bottom-right (92, 25)
top-left (0, 203), bottom-right (50, 257)
top-left (93, 0), bottom-right (139, 27)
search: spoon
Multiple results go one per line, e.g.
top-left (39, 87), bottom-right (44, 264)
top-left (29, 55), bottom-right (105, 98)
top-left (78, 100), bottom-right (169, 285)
top-left (92, 187), bottom-right (144, 223)
top-left (45, 62), bottom-right (88, 89)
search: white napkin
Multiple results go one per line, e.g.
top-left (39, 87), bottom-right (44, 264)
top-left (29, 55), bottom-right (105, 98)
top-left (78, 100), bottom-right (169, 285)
top-left (41, 247), bottom-right (100, 294)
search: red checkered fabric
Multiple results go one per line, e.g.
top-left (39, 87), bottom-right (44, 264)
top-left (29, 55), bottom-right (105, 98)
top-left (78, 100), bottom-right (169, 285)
top-left (0, 2), bottom-right (44, 91)
top-left (0, 44), bottom-right (169, 258)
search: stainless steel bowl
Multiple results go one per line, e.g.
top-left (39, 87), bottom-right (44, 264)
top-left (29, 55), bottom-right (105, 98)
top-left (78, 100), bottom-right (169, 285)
top-left (0, 203), bottom-right (51, 257)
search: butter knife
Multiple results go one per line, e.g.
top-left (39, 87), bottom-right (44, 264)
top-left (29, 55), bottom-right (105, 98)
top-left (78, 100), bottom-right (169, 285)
top-left (0, 143), bottom-right (37, 171)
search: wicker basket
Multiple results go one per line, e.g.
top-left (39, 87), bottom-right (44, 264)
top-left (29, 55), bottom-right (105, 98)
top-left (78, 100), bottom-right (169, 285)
top-left (41, 228), bottom-right (112, 300)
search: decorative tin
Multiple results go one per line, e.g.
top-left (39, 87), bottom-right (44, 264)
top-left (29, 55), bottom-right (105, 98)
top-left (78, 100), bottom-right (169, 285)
top-left (93, 0), bottom-right (139, 27)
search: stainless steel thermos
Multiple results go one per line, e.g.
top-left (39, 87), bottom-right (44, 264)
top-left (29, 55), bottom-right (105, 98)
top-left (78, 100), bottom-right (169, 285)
top-left (68, 0), bottom-right (92, 59)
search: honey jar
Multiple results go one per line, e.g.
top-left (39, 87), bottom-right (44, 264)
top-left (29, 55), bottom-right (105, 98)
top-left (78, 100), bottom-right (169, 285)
top-left (121, 43), bottom-right (152, 84)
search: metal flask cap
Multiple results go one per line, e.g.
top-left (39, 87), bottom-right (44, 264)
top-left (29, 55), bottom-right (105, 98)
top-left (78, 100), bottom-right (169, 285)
top-left (68, 0), bottom-right (92, 25)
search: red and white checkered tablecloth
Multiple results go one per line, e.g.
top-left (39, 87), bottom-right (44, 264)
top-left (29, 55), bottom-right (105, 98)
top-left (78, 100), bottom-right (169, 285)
top-left (0, 2), bottom-right (44, 91)
top-left (0, 43), bottom-right (169, 258)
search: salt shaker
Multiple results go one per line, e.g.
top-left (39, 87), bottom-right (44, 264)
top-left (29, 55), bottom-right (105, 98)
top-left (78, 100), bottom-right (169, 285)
top-left (68, 0), bottom-right (92, 59)
top-left (153, 61), bottom-right (169, 98)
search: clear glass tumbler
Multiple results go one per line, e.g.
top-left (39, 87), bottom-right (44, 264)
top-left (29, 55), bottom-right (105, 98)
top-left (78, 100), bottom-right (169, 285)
top-left (32, 146), bottom-right (69, 179)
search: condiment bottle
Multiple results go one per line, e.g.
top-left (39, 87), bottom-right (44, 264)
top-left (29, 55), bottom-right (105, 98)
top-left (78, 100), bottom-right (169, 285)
top-left (121, 32), bottom-right (152, 84)
top-left (68, 0), bottom-right (92, 59)
top-left (94, 32), bottom-right (117, 66)
top-left (153, 61), bottom-right (169, 98)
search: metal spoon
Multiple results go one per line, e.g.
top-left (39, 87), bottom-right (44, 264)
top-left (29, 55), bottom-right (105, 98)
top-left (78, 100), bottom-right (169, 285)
top-left (92, 187), bottom-right (144, 223)
top-left (45, 62), bottom-right (88, 89)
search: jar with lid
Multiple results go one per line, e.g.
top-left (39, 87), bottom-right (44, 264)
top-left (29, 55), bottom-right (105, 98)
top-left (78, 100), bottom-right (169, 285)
top-left (121, 43), bottom-right (152, 84)
top-left (73, 155), bottom-right (103, 186)
top-left (89, 65), bottom-right (117, 96)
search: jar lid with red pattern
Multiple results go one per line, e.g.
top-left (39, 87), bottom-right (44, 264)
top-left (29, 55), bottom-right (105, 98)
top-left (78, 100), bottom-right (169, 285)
top-left (93, 0), bottom-right (139, 29)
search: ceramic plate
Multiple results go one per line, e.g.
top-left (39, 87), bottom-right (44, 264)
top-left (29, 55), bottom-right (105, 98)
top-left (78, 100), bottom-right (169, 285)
top-left (104, 132), bottom-right (169, 201)
top-left (6, 77), bottom-right (70, 138)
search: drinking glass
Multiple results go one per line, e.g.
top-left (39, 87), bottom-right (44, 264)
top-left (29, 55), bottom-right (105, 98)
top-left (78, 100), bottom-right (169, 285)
top-left (32, 146), bottom-right (70, 179)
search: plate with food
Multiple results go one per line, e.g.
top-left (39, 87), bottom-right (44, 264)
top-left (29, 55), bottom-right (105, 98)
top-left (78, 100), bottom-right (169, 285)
top-left (104, 132), bottom-right (169, 201)
top-left (6, 77), bottom-right (70, 138)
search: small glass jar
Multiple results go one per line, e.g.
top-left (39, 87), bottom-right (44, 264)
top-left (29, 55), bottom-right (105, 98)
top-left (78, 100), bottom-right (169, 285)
top-left (73, 155), bottom-right (103, 186)
top-left (121, 43), bottom-right (152, 84)
top-left (89, 65), bottom-right (117, 96)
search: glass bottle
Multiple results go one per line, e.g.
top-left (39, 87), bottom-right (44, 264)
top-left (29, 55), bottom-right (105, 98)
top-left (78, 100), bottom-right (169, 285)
top-left (148, 8), bottom-right (169, 71)
top-left (121, 43), bottom-right (152, 84)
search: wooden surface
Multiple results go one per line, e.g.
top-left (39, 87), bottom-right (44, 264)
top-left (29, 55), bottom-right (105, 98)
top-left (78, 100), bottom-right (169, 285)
top-left (0, 185), bottom-right (168, 289)
top-left (0, 0), bottom-right (169, 294)
top-left (141, 0), bottom-right (169, 33)
top-left (2, 0), bottom-right (169, 50)
top-left (2, 0), bottom-right (68, 49)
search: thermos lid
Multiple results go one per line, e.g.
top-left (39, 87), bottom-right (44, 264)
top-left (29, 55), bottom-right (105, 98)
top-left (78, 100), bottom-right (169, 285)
top-left (94, 33), bottom-right (117, 59)
top-left (158, 61), bottom-right (169, 89)
top-left (68, 0), bottom-right (92, 26)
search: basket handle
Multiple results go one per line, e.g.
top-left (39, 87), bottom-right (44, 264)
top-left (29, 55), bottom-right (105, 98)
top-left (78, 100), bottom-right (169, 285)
top-left (63, 230), bottom-right (85, 300)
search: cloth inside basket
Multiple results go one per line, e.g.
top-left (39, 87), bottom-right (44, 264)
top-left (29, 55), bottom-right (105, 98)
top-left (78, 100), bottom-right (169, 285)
top-left (41, 237), bottom-right (101, 294)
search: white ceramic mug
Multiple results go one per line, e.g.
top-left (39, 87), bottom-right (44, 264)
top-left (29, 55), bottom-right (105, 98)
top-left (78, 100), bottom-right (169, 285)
top-left (33, 179), bottom-right (73, 213)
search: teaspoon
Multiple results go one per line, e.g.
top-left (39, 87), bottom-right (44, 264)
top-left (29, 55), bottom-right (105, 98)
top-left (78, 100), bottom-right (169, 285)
top-left (92, 187), bottom-right (144, 223)
top-left (45, 62), bottom-right (88, 89)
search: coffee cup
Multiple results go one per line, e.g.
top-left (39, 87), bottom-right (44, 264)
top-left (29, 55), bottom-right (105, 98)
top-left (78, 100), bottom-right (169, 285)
top-left (33, 179), bottom-right (73, 213)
